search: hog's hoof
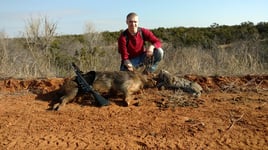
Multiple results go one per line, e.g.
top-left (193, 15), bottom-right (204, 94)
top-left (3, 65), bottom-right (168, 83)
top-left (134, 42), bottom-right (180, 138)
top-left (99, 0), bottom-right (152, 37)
top-left (124, 99), bottom-right (131, 107)
top-left (132, 101), bottom-right (140, 106)
top-left (51, 103), bottom-right (61, 111)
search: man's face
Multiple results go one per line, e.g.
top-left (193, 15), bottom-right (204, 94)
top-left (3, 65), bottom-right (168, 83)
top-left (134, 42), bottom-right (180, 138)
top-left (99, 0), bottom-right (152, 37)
top-left (126, 16), bottom-right (139, 34)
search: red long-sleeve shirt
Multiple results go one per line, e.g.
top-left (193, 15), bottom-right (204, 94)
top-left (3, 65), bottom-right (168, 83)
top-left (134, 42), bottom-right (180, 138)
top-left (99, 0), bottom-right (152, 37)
top-left (118, 27), bottom-right (162, 61)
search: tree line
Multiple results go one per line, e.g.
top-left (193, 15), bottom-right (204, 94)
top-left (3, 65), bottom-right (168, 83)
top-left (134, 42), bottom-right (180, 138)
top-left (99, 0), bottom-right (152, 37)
top-left (103, 21), bottom-right (268, 48)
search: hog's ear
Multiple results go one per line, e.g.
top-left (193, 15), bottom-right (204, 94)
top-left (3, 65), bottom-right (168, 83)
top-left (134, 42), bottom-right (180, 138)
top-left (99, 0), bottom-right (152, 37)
top-left (84, 71), bottom-right (96, 85)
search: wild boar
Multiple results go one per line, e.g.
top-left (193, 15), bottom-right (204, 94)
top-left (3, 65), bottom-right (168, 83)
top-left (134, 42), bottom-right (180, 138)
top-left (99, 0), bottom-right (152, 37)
top-left (51, 70), bottom-right (155, 110)
top-left (156, 69), bottom-right (203, 97)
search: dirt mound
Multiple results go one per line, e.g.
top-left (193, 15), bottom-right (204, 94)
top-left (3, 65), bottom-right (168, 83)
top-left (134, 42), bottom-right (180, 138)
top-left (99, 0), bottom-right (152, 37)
top-left (0, 75), bottom-right (267, 149)
top-left (0, 78), bottom-right (64, 93)
top-left (185, 74), bottom-right (268, 90)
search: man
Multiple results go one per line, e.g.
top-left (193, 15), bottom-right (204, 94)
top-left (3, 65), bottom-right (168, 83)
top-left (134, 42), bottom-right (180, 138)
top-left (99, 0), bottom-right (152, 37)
top-left (118, 12), bottom-right (164, 73)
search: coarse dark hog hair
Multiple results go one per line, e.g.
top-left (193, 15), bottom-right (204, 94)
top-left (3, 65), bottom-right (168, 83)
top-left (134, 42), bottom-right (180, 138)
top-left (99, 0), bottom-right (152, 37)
top-left (156, 69), bottom-right (203, 97)
top-left (50, 70), bottom-right (156, 110)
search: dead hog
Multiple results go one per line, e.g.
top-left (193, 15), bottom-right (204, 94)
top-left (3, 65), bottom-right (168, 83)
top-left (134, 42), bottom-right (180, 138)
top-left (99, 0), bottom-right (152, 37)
top-left (51, 71), bottom-right (154, 110)
top-left (156, 69), bottom-right (203, 97)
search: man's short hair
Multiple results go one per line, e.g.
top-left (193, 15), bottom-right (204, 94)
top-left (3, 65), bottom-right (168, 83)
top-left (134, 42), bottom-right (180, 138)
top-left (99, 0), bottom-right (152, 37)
top-left (126, 12), bottom-right (138, 20)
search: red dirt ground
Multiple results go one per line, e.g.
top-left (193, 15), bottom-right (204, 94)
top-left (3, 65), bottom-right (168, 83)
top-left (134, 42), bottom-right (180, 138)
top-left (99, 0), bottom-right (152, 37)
top-left (0, 75), bottom-right (267, 149)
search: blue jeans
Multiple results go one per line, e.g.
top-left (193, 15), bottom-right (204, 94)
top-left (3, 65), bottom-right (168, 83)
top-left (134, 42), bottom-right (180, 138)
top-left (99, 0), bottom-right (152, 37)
top-left (120, 48), bottom-right (164, 72)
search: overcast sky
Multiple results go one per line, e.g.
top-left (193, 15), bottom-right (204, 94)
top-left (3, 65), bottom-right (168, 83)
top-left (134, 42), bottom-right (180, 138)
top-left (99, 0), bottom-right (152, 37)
top-left (1, 0), bottom-right (267, 37)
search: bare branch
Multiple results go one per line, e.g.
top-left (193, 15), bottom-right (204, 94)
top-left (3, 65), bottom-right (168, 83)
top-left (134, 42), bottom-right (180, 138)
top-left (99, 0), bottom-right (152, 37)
top-left (226, 112), bottom-right (244, 131)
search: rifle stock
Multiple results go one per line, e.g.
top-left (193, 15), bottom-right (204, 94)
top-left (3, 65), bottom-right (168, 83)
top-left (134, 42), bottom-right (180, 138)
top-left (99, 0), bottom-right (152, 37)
top-left (71, 63), bottom-right (110, 106)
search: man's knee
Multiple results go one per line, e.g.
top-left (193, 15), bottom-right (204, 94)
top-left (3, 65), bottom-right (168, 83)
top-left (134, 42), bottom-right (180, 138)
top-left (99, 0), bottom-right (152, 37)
top-left (154, 48), bottom-right (164, 61)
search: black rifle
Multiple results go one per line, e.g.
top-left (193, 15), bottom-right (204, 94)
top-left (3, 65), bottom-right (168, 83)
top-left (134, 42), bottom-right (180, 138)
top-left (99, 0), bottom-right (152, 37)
top-left (71, 63), bottom-right (110, 106)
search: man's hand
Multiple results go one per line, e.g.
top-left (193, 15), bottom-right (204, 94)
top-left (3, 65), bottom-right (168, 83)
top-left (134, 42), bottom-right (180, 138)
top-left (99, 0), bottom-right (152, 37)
top-left (124, 60), bottom-right (134, 71)
top-left (126, 64), bottom-right (134, 71)
top-left (146, 45), bottom-right (154, 57)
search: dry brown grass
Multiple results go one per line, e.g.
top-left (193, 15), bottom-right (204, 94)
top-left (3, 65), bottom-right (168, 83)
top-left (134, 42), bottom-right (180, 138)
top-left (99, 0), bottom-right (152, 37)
top-left (0, 24), bottom-right (267, 78)
top-left (160, 41), bottom-right (267, 76)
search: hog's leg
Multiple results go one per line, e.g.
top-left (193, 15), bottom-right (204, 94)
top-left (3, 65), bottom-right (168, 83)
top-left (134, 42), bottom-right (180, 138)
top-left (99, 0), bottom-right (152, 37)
top-left (53, 87), bottom-right (78, 111)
